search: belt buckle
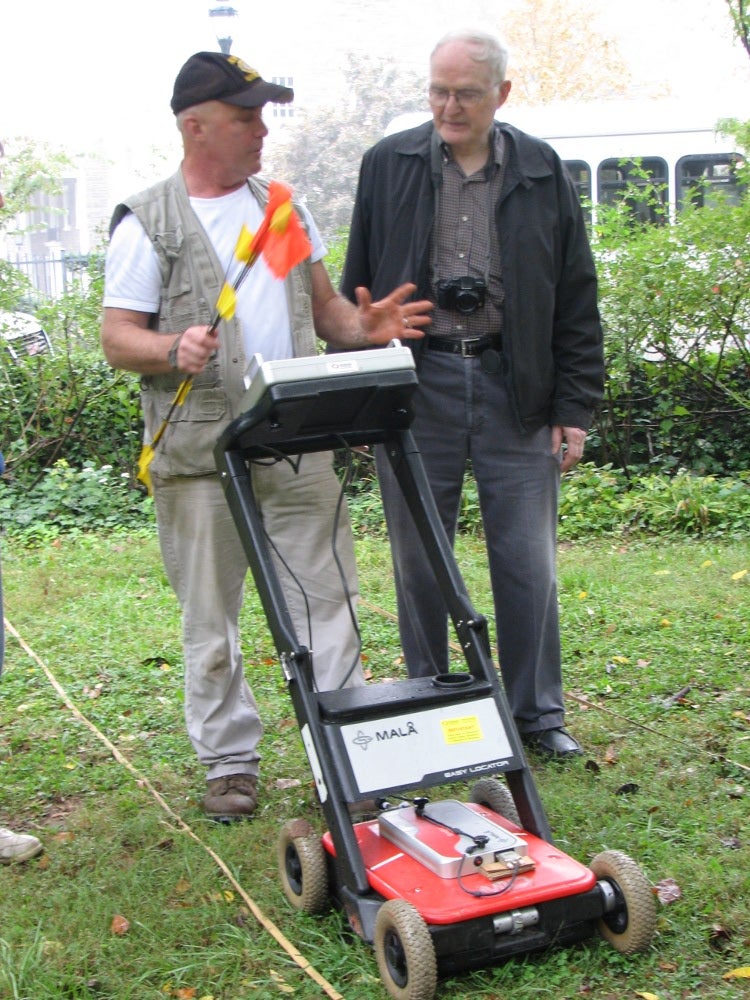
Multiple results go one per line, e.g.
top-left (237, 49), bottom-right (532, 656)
top-left (461, 338), bottom-right (481, 357)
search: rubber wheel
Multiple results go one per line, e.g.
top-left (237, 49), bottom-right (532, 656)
top-left (469, 777), bottom-right (522, 826)
top-left (590, 849), bottom-right (657, 954)
top-left (374, 899), bottom-right (438, 1000)
top-left (277, 820), bottom-right (329, 914)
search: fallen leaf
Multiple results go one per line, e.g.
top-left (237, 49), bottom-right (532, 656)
top-left (270, 969), bottom-right (295, 993)
top-left (275, 778), bottom-right (301, 790)
top-left (731, 569), bottom-right (747, 581)
top-left (723, 966), bottom-right (750, 979)
top-left (615, 782), bottom-right (640, 796)
top-left (720, 836), bottom-right (741, 849)
top-left (655, 878), bottom-right (682, 904)
top-left (635, 992), bottom-right (660, 999)
top-left (110, 914), bottom-right (130, 935)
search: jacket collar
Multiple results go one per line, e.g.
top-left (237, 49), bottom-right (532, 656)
top-left (392, 120), bottom-right (552, 186)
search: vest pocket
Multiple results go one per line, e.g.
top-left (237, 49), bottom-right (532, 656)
top-left (149, 387), bottom-right (229, 478)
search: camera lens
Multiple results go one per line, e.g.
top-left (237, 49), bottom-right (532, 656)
top-left (454, 291), bottom-right (479, 314)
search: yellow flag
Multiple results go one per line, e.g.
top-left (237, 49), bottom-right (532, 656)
top-left (270, 200), bottom-right (293, 233)
top-left (234, 224), bottom-right (255, 263)
top-left (137, 444), bottom-right (155, 493)
top-left (216, 282), bottom-right (237, 320)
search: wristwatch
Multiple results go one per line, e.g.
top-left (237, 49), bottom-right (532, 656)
top-left (168, 333), bottom-right (182, 370)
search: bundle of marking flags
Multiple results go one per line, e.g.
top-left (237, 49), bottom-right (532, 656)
top-left (137, 181), bottom-right (312, 493)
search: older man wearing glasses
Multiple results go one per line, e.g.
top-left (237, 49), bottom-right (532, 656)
top-left (341, 29), bottom-right (604, 759)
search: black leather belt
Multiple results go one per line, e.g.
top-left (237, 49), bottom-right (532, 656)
top-left (424, 334), bottom-right (502, 358)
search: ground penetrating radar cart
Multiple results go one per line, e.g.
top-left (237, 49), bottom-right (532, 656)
top-left (214, 342), bottom-right (657, 1000)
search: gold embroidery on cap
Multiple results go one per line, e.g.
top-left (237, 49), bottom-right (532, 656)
top-left (228, 55), bottom-right (260, 83)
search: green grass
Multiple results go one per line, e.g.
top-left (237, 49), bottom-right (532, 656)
top-left (1, 530), bottom-right (749, 999)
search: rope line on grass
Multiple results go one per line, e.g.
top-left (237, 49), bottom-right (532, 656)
top-left (3, 615), bottom-right (345, 1000)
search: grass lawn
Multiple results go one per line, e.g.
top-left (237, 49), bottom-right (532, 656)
top-left (1, 529), bottom-right (748, 999)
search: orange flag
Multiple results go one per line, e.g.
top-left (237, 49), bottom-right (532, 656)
top-left (260, 181), bottom-right (312, 279)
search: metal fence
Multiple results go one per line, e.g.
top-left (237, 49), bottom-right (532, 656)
top-left (7, 251), bottom-right (93, 300)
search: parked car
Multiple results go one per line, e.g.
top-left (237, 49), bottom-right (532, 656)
top-left (0, 310), bottom-right (52, 360)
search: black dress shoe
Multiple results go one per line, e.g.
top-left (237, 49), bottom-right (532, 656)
top-left (523, 727), bottom-right (583, 758)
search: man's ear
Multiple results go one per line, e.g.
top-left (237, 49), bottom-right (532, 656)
top-left (497, 79), bottom-right (512, 110)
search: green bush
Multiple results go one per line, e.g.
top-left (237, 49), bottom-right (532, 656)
top-left (557, 464), bottom-right (750, 541)
top-left (591, 163), bottom-right (750, 476)
top-left (1, 343), bottom-right (142, 489)
top-left (0, 460), bottom-right (153, 544)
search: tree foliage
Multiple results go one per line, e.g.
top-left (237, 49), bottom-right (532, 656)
top-left (269, 54), bottom-right (426, 241)
top-left (502, 0), bottom-right (633, 104)
top-left (0, 137), bottom-right (73, 312)
top-left (0, 137), bottom-right (71, 243)
top-left (726, 0), bottom-right (750, 60)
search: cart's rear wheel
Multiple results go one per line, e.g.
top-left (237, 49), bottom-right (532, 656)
top-left (277, 820), bottom-right (329, 914)
top-left (469, 777), bottom-right (521, 826)
top-left (373, 899), bottom-right (437, 1000)
top-left (590, 849), bottom-right (656, 954)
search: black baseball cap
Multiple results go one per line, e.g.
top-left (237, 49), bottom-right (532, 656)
top-left (171, 52), bottom-right (294, 115)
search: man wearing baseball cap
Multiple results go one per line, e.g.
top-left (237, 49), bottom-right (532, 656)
top-left (101, 52), bottom-right (432, 821)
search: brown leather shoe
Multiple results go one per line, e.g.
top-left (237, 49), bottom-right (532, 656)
top-left (203, 774), bottom-right (258, 822)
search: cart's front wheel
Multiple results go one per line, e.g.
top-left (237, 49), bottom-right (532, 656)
top-left (277, 820), bottom-right (329, 914)
top-left (374, 899), bottom-right (437, 1000)
top-left (591, 849), bottom-right (657, 954)
top-left (469, 777), bottom-right (522, 826)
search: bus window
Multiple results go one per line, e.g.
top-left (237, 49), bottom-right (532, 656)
top-left (677, 153), bottom-right (744, 209)
top-left (597, 156), bottom-right (669, 224)
top-left (563, 160), bottom-right (592, 224)
top-left (563, 160), bottom-right (592, 201)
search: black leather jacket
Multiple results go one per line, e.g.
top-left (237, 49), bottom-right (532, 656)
top-left (341, 121), bottom-right (604, 432)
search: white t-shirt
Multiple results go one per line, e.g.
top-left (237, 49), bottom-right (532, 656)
top-left (103, 183), bottom-right (326, 363)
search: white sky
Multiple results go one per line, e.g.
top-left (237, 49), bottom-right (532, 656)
top-left (1, 0), bottom-right (748, 179)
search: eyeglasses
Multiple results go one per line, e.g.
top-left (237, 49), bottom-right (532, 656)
top-left (427, 85), bottom-right (497, 108)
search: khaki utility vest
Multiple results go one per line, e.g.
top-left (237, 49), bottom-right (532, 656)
top-left (110, 170), bottom-right (317, 478)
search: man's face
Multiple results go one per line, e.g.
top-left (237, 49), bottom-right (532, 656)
top-left (429, 41), bottom-right (510, 155)
top-left (197, 101), bottom-right (269, 185)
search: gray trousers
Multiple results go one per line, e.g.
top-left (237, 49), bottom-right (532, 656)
top-left (153, 451), bottom-right (364, 780)
top-left (376, 349), bottom-right (564, 735)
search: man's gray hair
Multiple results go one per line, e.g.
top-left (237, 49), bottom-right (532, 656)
top-left (431, 30), bottom-right (509, 84)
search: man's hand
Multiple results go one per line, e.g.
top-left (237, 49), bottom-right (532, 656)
top-left (172, 324), bottom-right (219, 375)
top-left (354, 283), bottom-right (433, 344)
top-left (552, 425), bottom-right (587, 474)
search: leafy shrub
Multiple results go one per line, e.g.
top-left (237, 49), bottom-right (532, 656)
top-left (592, 172), bottom-right (750, 476)
top-left (0, 460), bottom-right (152, 545)
top-left (1, 342), bottom-right (142, 490)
